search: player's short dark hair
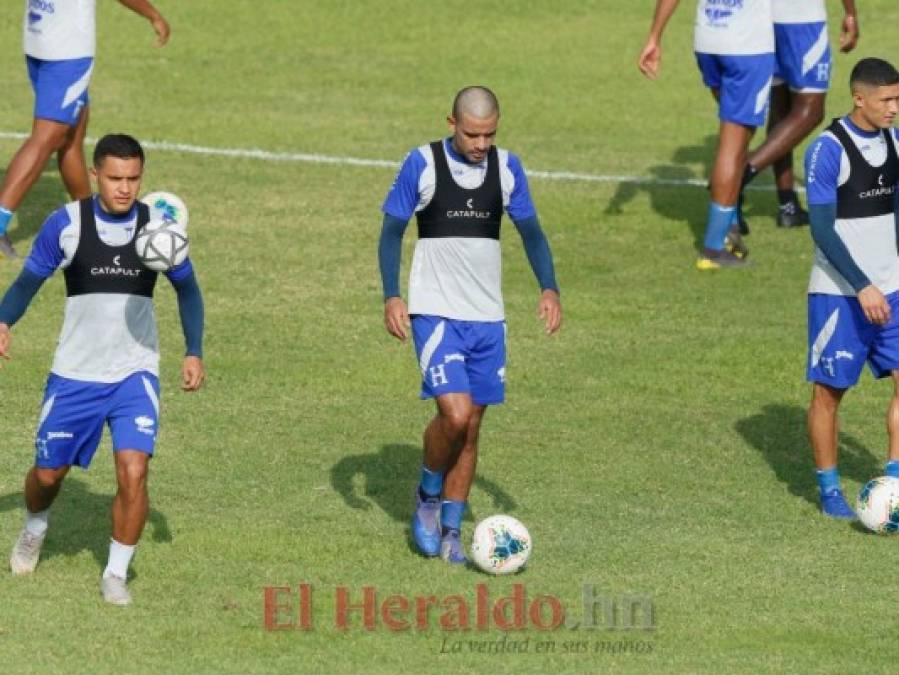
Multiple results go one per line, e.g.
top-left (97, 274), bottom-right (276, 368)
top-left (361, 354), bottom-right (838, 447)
top-left (452, 86), bottom-right (500, 120)
top-left (93, 133), bottom-right (145, 167)
top-left (850, 58), bottom-right (899, 89)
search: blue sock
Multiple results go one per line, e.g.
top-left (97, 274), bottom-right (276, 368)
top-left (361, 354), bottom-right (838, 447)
top-left (885, 460), bottom-right (899, 478)
top-left (0, 206), bottom-right (12, 236)
top-left (440, 500), bottom-right (466, 535)
top-left (703, 202), bottom-right (736, 251)
top-left (816, 467), bottom-right (841, 495)
top-left (419, 466), bottom-right (443, 498)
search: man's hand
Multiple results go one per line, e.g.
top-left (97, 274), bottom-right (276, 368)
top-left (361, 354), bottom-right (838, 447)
top-left (150, 13), bottom-right (171, 46)
top-left (637, 38), bottom-right (663, 79)
top-left (0, 323), bottom-right (10, 366)
top-left (839, 14), bottom-right (859, 53)
top-left (858, 285), bottom-right (890, 325)
top-left (384, 297), bottom-right (411, 341)
top-left (181, 355), bottom-right (205, 391)
top-left (538, 289), bottom-right (562, 335)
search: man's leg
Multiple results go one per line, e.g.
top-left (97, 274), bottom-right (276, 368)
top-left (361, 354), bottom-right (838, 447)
top-left (698, 120), bottom-right (754, 268)
top-left (56, 105), bottom-right (91, 201)
top-left (885, 372), bottom-right (899, 478)
top-left (745, 89), bottom-right (824, 227)
top-left (0, 118), bottom-right (71, 258)
top-left (10, 464), bottom-right (70, 575)
top-left (413, 393), bottom-right (473, 557)
top-left (102, 449), bottom-right (150, 606)
top-left (439, 405), bottom-right (487, 563)
top-left (808, 382), bottom-right (854, 518)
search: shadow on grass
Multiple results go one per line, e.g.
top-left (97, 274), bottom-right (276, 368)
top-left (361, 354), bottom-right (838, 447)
top-left (735, 403), bottom-right (880, 508)
top-left (330, 443), bottom-right (518, 525)
top-left (0, 169), bottom-right (69, 249)
top-left (603, 133), bottom-right (777, 248)
top-left (0, 476), bottom-right (171, 574)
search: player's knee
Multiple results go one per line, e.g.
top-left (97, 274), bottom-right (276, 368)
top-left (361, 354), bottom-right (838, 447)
top-left (796, 101), bottom-right (824, 131)
top-left (441, 409), bottom-right (472, 441)
top-left (116, 458), bottom-right (149, 493)
top-left (811, 383), bottom-right (844, 411)
top-left (31, 122), bottom-right (70, 151)
top-left (33, 466), bottom-right (66, 490)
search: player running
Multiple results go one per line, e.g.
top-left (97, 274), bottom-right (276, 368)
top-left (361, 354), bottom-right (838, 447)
top-left (804, 58), bottom-right (899, 518)
top-left (0, 0), bottom-right (170, 259)
top-left (639, 0), bottom-right (775, 269)
top-left (379, 86), bottom-right (561, 564)
top-left (0, 134), bottom-right (204, 604)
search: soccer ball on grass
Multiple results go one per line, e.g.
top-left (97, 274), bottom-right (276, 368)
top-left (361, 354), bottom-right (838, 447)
top-left (857, 476), bottom-right (899, 534)
top-left (470, 515), bottom-right (531, 574)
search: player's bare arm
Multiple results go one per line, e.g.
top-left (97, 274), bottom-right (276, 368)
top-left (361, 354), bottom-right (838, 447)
top-left (117, 0), bottom-right (171, 46)
top-left (538, 289), bottom-right (562, 335)
top-left (384, 296), bottom-right (410, 342)
top-left (840, 1), bottom-right (859, 53)
top-left (638, 0), bottom-right (681, 79)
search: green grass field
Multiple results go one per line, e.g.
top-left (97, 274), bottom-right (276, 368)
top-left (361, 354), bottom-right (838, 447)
top-left (2, 1), bottom-right (899, 672)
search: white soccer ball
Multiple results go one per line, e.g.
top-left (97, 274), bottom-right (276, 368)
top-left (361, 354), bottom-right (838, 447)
top-left (135, 218), bottom-right (189, 272)
top-left (857, 476), bottom-right (899, 534)
top-left (470, 515), bottom-right (531, 575)
top-left (142, 191), bottom-right (189, 229)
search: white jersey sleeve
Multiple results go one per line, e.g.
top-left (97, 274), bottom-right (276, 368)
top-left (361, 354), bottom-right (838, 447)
top-left (24, 0), bottom-right (96, 60)
top-left (694, 0), bottom-right (774, 55)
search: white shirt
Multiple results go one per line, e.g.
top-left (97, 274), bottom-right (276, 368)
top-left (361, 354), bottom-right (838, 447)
top-left (771, 0), bottom-right (827, 24)
top-left (24, 0), bottom-right (96, 60)
top-left (694, 0), bottom-right (775, 55)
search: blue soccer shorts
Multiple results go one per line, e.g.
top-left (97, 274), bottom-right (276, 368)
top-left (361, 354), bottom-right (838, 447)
top-left (807, 292), bottom-right (899, 388)
top-left (695, 52), bottom-right (775, 127)
top-left (773, 22), bottom-right (831, 93)
top-left (411, 315), bottom-right (506, 406)
top-left (26, 56), bottom-right (93, 126)
top-left (34, 371), bottom-right (161, 469)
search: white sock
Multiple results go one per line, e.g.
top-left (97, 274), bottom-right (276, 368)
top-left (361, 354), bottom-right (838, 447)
top-left (103, 539), bottom-right (136, 579)
top-left (24, 509), bottom-right (49, 536)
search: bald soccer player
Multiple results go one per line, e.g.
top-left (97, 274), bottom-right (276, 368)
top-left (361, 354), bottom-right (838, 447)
top-left (378, 86), bottom-right (562, 564)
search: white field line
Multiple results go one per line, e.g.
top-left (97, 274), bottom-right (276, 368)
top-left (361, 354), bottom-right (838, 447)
top-left (0, 130), bottom-right (792, 191)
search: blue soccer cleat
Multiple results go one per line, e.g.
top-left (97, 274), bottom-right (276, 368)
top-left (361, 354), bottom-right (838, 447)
top-left (412, 490), bottom-right (441, 557)
top-left (440, 529), bottom-right (469, 565)
top-left (820, 489), bottom-right (856, 519)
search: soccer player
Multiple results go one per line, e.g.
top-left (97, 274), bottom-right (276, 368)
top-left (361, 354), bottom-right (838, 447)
top-left (0, 0), bottom-right (170, 259)
top-left (379, 86), bottom-right (561, 564)
top-left (0, 134), bottom-right (204, 604)
top-left (737, 0), bottom-right (859, 234)
top-left (804, 58), bottom-right (899, 518)
top-left (638, 0), bottom-right (775, 269)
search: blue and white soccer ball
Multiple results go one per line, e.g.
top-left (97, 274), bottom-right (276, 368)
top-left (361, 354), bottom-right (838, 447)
top-left (857, 476), bottom-right (899, 534)
top-left (136, 192), bottom-right (189, 272)
top-left (142, 191), bottom-right (189, 228)
top-left (470, 515), bottom-right (531, 574)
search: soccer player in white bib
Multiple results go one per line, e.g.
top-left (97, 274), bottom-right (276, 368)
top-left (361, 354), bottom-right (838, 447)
top-left (804, 59), bottom-right (899, 518)
top-left (0, 134), bottom-right (205, 604)
top-left (639, 0), bottom-right (775, 268)
top-left (0, 0), bottom-right (170, 259)
top-left (737, 0), bottom-right (859, 234)
top-left (379, 87), bottom-right (562, 564)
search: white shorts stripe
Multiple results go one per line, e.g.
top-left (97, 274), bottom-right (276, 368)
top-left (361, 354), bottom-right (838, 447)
top-left (36, 394), bottom-right (56, 429)
top-left (142, 376), bottom-right (160, 416)
top-left (61, 63), bottom-right (93, 109)
top-left (801, 26), bottom-right (829, 77)
top-left (419, 320), bottom-right (446, 375)
top-left (811, 308), bottom-right (840, 368)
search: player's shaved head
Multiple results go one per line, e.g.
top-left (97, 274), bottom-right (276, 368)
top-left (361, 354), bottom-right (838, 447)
top-left (850, 58), bottom-right (899, 93)
top-left (452, 86), bottom-right (500, 121)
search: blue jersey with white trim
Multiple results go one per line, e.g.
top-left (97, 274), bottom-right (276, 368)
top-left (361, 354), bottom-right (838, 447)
top-left (805, 118), bottom-right (899, 296)
top-left (382, 139), bottom-right (536, 321)
top-left (24, 0), bottom-right (96, 60)
top-left (24, 197), bottom-right (193, 383)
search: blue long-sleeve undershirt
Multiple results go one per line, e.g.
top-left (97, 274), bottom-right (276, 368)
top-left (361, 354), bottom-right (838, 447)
top-left (0, 267), bottom-right (45, 326)
top-left (808, 203), bottom-right (871, 293)
top-left (377, 213), bottom-right (559, 300)
top-left (0, 267), bottom-right (204, 357)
